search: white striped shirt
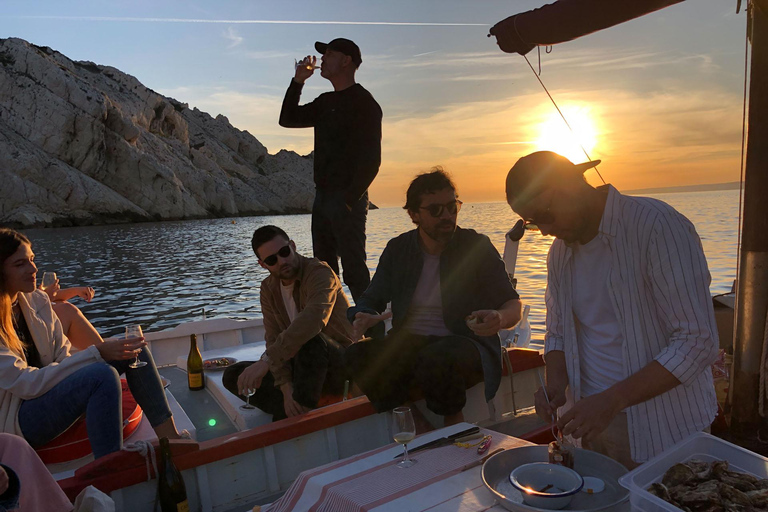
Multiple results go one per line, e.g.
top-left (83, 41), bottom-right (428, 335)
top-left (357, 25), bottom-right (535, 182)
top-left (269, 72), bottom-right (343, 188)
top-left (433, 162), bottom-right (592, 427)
top-left (545, 185), bottom-right (719, 462)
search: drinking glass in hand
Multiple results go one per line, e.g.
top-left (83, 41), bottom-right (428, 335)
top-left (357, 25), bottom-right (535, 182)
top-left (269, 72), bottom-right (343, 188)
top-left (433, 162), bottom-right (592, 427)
top-left (126, 324), bottom-right (147, 368)
top-left (41, 272), bottom-right (57, 291)
top-left (240, 389), bottom-right (256, 410)
top-left (392, 406), bottom-right (417, 468)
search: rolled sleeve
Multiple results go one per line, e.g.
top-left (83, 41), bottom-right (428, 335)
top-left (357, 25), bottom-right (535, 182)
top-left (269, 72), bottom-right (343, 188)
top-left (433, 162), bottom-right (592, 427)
top-left (648, 214), bottom-right (719, 387)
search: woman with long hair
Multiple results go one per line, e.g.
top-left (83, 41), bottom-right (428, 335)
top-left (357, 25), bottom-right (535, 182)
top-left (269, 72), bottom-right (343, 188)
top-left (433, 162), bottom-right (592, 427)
top-left (0, 228), bottom-right (181, 459)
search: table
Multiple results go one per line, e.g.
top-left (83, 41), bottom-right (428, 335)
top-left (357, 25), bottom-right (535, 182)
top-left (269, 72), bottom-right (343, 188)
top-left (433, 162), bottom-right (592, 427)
top-left (261, 423), bottom-right (533, 512)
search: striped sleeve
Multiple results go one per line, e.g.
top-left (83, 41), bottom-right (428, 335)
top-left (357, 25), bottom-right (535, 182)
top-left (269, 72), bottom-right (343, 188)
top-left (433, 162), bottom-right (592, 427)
top-left (544, 241), bottom-right (565, 353)
top-left (647, 211), bottom-right (719, 387)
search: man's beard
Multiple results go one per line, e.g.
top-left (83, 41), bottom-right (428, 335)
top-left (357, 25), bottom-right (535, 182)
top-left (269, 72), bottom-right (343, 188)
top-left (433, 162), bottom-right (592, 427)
top-left (278, 262), bottom-right (299, 280)
top-left (423, 221), bottom-right (456, 244)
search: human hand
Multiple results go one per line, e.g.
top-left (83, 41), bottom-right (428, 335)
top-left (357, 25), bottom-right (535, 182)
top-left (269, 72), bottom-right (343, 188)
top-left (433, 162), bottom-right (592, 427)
top-left (293, 55), bottom-right (316, 83)
top-left (281, 383), bottom-right (311, 417)
top-left (238, 361), bottom-right (269, 395)
top-left (466, 310), bottom-right (502, 336)
top-left (557, 390), bottom-right (622, 442)
top-left (74, 286), bottom-right (96, 302)
top-left (352, 311), bottom-right (392, 341)
top-left (534, 378), bottom-right (567, 423)
top-left (0, 466), bottom-right (8, 495)
top-left (41, 278), bottom-right (60, 301)
top-left (488, 15), bottom-right (536, 55)
top-left (97, 336), bottom-right (147, 361)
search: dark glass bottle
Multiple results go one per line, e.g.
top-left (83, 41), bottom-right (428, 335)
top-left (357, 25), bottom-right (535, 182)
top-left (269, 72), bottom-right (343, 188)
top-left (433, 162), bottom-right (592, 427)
top-left (158, 437), bottom-right (189, 512)
top-left (187, 334), bottom-right (205, 391)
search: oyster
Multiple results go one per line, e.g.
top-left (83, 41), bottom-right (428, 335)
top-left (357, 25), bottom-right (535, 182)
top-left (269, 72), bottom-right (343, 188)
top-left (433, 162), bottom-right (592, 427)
top-left (649, 458), bottom-right (768, 511)
top-left (663, 463), bottom-right (698, 487)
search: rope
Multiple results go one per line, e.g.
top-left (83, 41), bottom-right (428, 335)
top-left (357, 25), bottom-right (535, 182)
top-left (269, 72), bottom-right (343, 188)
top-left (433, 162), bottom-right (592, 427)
top-left (522, 53), bottom-right (606, 185)
top-left (123, 440), bottom-right (160, 512)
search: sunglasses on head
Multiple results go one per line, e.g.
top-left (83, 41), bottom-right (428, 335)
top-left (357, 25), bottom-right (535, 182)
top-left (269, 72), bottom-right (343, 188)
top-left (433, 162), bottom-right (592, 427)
top-left (261, 244), bottom-right (292, 266)
top-left (419, 200), bottom-right (463, 218)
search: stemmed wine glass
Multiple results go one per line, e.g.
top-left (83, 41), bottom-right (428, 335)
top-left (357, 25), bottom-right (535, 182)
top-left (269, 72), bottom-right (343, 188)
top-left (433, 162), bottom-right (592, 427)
top-left (41, 272), bottom-right (57, 291)
top-left (392, 406), bottom-right (417, 468)
top-left (240, 388), bottom-right (256, 410)
top-left (126, 324), bottom-right (147, 369)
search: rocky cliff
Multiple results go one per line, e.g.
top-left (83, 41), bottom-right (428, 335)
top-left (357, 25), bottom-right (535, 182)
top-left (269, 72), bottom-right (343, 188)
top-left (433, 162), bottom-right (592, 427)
top-left (0, 37), bottom-right (317, 227)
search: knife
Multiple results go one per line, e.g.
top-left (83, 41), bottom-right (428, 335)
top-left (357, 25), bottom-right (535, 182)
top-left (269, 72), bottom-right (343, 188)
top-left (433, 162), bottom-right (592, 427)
top-left (392, 426), bottom-right (480, 459)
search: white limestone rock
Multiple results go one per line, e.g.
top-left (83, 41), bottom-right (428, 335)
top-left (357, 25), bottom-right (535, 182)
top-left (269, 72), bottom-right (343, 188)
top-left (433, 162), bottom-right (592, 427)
top-left (0, 37), bottom-right (316, 227)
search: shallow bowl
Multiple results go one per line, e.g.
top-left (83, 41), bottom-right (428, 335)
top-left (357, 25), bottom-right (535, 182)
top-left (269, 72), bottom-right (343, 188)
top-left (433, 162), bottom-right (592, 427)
top-left (509, 462), bottom-right (584, 510)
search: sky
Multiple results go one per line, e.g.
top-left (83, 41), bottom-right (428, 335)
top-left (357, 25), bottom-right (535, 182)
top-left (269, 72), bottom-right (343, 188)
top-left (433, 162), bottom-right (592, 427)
top-left (1, 1), bottom-right (748, 207)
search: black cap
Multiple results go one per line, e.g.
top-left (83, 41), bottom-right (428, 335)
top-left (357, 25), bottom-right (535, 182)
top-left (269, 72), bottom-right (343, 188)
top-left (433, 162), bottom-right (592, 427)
top-left (315, 38), bottom-right (362, 67)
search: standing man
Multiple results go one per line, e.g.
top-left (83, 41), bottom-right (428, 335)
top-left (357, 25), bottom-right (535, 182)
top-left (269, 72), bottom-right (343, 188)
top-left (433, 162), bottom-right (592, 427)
top-left (346, 169), bottom-right (522, 425)
top-left (222, 225), bottom-right (355, 421)
top-left (279, 38), bottom-right (382, 302)
top-left (505, 151), bottom-right (719, 469)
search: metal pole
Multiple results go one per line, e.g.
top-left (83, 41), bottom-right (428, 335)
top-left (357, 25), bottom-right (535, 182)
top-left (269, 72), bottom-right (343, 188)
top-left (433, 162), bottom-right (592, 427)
top-left (729, 0), bottom-right (768, 450)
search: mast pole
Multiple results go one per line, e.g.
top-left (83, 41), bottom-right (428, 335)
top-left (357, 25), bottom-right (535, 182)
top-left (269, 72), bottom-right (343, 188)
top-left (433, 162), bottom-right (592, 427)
top-left (729, 0), bottom-right (768, 450)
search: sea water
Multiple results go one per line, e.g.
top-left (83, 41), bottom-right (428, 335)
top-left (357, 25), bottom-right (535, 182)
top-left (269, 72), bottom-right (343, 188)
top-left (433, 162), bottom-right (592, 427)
top-left (23, 190), bottom-right (738, 341)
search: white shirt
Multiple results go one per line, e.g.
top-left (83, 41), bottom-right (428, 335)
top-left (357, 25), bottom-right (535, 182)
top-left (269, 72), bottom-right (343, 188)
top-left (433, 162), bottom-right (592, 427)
top-left (280, 282), bottom-right (298, 323)
top-left (545, 185), bottom-right (719, 462)
top-left (571, 235), bottom-right (624, 397)
top-left (404, 252), bottom-right (452, 336)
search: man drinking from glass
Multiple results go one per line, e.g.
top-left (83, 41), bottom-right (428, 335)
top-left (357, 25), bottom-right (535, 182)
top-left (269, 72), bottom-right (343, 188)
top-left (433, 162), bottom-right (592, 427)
top-left (222, 226), bottom-right (355, 420)
top-left (344, 169), bottom-right (522, 426)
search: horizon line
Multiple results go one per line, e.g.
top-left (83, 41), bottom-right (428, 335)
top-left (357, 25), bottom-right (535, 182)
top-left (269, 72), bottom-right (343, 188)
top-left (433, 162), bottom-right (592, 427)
top-left (10, 15), bottom-right (490, 27)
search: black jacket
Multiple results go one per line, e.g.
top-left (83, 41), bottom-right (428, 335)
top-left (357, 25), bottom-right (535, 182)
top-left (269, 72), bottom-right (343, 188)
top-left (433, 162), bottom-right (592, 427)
top-left (348, 227), bottom-right (519, 402)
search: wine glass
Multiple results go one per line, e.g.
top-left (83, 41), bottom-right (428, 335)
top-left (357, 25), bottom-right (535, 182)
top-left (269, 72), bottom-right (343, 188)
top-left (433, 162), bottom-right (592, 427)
top-left (126, 324), bottom-right (147, 368)
top-left (41, 272), bottom-right (57, 291)
top-left (240, 388), bottom-right (256, 410)
top-left (392, 406), bottom-right (417, 468)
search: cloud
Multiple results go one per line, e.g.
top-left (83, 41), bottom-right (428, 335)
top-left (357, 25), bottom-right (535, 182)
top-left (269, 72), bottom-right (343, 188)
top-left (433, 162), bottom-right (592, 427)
top-left (223, 27), bottom-right (244, 49)
top-left (12, 15), bottom-right (488, 27)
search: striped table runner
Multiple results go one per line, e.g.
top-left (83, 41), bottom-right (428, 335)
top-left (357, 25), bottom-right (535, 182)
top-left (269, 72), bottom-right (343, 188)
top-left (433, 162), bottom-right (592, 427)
top-left (264, 427), bottom-right (531, 512)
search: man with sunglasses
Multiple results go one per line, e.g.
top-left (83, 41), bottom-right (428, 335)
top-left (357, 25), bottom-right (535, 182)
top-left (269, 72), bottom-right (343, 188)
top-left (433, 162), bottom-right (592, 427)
top-left (505, 151), bottom-right (718, 469)
top-left (279, 38), bottom-right (382, 302)
top-left (222, 225), bottom-right (355, 420)
top-left (344, 169), bottom-right (522, 425)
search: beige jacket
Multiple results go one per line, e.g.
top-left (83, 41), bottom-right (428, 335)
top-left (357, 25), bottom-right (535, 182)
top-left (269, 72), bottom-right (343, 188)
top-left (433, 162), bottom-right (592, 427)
top-left (261, 255), bottom-right (355, 387)
top-left (0, 290), bottom-right (103, 436)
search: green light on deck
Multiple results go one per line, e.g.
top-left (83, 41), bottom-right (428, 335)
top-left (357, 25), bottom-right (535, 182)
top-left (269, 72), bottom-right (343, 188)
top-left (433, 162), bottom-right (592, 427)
top-left (208, 419), bottom-right (217, 427)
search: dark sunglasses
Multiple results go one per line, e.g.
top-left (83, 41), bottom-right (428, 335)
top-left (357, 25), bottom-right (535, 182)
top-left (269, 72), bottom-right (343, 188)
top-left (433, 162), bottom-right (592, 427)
top-left (261, 244), bottom-right (292, 266)
top-left (419, 200), bottom-right (463, 218)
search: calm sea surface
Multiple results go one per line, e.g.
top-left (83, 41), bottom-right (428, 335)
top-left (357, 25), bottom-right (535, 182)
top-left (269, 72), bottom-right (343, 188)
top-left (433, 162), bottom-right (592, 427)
top-left (23, 190), bottom-right (739, 341)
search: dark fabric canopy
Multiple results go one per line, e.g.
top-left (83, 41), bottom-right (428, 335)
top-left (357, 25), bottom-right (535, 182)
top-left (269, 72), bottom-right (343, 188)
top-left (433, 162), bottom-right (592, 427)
top-left (510, 0), bottom-right (684, 46)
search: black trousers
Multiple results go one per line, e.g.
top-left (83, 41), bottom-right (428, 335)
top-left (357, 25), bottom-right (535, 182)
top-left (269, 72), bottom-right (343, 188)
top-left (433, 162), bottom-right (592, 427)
top-left (343, 331), bottom-right (484, 416)
top-left (223, 334), bottom-right (346, 421)
top-left (312, 188), bottom-right (370, 302)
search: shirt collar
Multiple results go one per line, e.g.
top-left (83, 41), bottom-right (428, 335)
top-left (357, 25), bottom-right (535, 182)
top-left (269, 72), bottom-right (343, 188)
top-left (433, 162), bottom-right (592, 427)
top-left (597, 184), bottom-right (621, 238)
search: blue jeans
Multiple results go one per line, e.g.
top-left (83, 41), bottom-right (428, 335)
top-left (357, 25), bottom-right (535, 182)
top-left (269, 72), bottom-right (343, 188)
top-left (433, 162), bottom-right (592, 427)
top-left (18, 348), bottom-right (172, 459)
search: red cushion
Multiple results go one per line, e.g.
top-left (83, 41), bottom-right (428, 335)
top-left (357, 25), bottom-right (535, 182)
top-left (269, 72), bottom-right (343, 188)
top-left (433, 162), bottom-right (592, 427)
top-left (35, 378), bottom-right (143, 464)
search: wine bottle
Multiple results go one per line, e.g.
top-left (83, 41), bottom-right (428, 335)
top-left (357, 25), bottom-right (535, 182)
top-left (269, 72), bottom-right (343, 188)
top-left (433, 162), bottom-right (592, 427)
top-left (158, 437), bottom-right (190, 512)
top-left (187, 334), bottom-right (205, 391)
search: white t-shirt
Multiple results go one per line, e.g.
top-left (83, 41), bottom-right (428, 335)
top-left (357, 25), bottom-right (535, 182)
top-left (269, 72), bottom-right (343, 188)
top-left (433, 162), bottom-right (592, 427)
top-left (404, 252), bottom-right (452, 336)
top-left (571, 235), bottom-right (625, 397)
top-left (281, 282), bottom-right (298, 322)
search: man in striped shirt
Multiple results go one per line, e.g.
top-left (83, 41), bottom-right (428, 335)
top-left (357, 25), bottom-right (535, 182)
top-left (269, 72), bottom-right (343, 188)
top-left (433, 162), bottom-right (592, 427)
top-left (505, 151), bottom-right (719, 469)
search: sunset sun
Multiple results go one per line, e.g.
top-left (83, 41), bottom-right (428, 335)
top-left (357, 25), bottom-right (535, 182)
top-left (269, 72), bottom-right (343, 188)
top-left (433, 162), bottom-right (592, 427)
top-left (534, 105), bottom-right (599, 165)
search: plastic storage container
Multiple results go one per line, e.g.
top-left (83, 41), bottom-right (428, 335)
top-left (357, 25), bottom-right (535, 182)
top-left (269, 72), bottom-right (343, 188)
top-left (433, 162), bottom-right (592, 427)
top-left (618, 432), bottom-right (768, 512)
